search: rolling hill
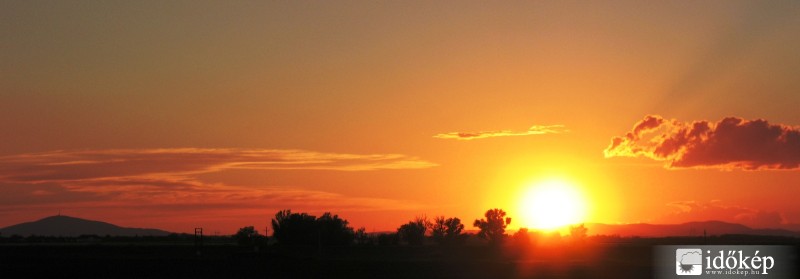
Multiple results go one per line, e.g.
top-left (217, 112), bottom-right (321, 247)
top-left (0, 215), bottom-right (171, 237)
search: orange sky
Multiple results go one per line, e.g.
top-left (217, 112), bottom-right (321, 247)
top-left (2, 1), bottom-right (800, 234)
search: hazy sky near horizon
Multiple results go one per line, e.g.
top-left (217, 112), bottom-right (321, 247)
top-left (2, 0), bottom-right (800, 234)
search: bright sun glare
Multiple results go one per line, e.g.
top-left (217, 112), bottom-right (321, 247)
top-left (520, 179), bottom-right (587, 231)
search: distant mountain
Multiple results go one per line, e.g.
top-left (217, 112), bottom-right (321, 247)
top-left (0, 215), bottom-right (171, 237)
top-left (585, 221), bottom-right (800, 238)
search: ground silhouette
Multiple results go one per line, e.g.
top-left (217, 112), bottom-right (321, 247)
top-left (2, 210), bottom-right (799, 278)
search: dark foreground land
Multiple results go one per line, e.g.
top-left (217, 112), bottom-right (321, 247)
top-left (2, 236), bottom-right (798, 279)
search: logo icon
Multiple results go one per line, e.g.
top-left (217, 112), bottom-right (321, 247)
top-left (676, 248), bottom-right (702, 275)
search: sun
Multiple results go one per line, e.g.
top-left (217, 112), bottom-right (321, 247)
top-left (519, 179), bottom-right (588, 231)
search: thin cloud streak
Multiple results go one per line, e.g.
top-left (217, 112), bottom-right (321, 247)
top-left (0, 182), bottom-right (423, 213)
top-left (605, 115), bottom-right (800, 170)
top-left (434, 125), bottom-right (567, 140)
top-left (0, 148), bottom-right (433, 226)
top-left (0, 148), bottom-right (438, 184)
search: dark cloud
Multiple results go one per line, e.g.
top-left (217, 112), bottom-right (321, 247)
top-left (605, 115), bottom-right (800, 170)
top-left (434, 125), bottom-right (567, 140)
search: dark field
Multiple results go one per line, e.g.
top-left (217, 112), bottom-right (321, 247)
top-left (2, 236), bottom-right (798, 279)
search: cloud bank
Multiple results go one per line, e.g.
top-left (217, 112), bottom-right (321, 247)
top-left (605, 115), bottom-right (800, 170)
top-left (434, 125), bottom-right (567, 140)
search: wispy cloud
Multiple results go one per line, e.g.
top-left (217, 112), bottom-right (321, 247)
top-left (605, 115), bottom-right (800, 170)
top-left (0, 148), bottom-right (434, 230)
top-left (0, 148), bottom-right (438, 184)
top-left (434, 125), bottom-right (567, 140)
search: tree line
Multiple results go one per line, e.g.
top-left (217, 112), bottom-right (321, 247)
top-left (236, 208), bottom-right (588, 247)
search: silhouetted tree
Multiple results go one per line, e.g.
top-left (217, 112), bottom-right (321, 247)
top-left (513, 227), bottom-right (531, 246)
top-left (234, 226), bottom-right (267, 247)
top-left (271, 209), bottom-right (318, 246)
top-left (270, 209), bottom-right (356, 247)
top-left (473, 208), bottom-right (512, 245)
top-left (354, 227), bottom-right (370, 245)
top-left (430, 216), bottom-right (465, 246)
top-left (234, 226), bottom-right (258, 246)
top-left (569, 223), bottom-right (588, 242)
top-left (397, 216), bottom-right (430, 245)
top-left (316, 212), bottom-right (355, 246)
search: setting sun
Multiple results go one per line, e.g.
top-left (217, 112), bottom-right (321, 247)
top-left (520, 179), bottom-right (588, 231)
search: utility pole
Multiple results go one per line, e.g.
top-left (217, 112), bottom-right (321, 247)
top-left (194, 228), bottom-right (203, 256)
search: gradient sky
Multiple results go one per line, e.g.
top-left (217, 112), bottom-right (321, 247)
top-left (2, 0), bottom-right (800, 234)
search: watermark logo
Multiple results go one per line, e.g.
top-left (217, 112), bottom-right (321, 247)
top-left (676, 248), bottom-right (703, 275)
top-left (656, 245), bottom-right (795, 278)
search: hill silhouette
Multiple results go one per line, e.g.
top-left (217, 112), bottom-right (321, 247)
top-left (0, 215), bottom-right (171, 237)
top-left (586, 220), bottom-right (800, 237)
